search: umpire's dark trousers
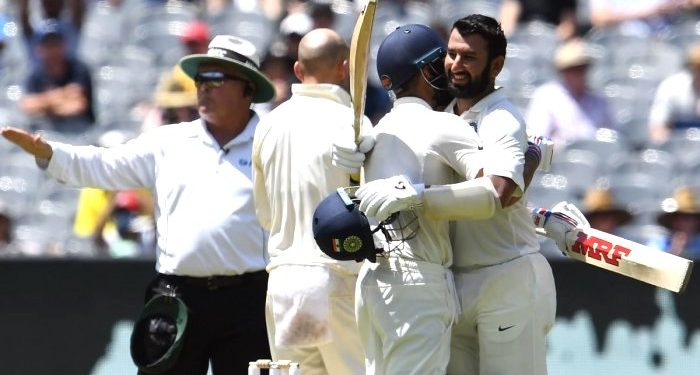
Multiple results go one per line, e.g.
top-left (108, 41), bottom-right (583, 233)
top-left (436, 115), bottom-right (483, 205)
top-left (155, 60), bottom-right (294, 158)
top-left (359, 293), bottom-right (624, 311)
top-left (138, 270), bottom-right (270, 375)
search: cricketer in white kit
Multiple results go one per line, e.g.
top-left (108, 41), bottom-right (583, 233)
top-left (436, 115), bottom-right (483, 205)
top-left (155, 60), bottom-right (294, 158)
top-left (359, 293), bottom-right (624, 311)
top-left (252, 29), bottom-right (373, 375)
top-left (353, 24), bottom-right (518, 375)
top-left (444, 15), bottom-right (556, 375)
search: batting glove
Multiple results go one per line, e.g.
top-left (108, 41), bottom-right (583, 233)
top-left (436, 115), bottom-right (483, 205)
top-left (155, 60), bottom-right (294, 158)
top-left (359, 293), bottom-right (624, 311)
top-left (356, 175), bottom-right (425, 222)
top-left (532, 201), bottom-right (590, 254)
top-left (527, 135), bottom-right (554, 172)
top-left (331, 135), bottom-right (375, 175)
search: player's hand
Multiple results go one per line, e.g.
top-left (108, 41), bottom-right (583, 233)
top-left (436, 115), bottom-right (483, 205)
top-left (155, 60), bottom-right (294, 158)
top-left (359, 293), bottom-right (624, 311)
top-left (527, 135), bottom-right (553, 172)
top-left (0, 127), bottom-right (53, 160)
top-left (532, 201), bottom-right (589, 253)
top-left (356, 175), bottom-right (424, 222)
top-left (331, 135), bottom-right (375, 175)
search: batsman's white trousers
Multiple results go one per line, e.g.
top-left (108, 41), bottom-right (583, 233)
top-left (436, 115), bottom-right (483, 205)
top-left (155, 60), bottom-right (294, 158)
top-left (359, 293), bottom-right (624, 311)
top-left (448, 252), bottom-right (556, 375)
top-left (356, 256), bottom-right (459, 375)
top-left (265, 268), bottom-right (364, 375)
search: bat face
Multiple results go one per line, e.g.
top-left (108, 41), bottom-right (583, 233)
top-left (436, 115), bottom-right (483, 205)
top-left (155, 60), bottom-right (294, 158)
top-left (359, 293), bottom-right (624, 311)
top-left (349, 0), bottom-right (377, 143)
top-left (564, 227), bottom-right (694, 293)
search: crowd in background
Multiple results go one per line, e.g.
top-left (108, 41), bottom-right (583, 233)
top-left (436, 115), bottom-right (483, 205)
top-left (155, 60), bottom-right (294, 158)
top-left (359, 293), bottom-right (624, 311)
top-left (0, 0), bottom-right (700, 259)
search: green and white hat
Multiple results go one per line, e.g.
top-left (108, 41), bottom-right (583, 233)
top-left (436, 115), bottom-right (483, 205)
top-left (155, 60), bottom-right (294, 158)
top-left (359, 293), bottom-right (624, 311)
top-left (130, 294), bottom-right (189, 374)
top-left (179, 35), bottom-right (275, 103)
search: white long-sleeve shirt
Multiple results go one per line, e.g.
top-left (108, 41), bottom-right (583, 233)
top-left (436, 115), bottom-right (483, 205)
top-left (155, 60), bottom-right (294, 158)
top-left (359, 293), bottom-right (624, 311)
top-left (364, 97), bottom-right (483, 266)
top-left (46, 117), bottom-right (269, 276)
top-left (252, 83), bottom-right (371, 274)
top-left (446, 89), bottom-right (538, 268)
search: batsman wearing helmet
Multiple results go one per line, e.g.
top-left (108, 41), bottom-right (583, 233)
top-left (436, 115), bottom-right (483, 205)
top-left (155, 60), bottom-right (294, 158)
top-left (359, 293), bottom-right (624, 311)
top-left (350, 24), bottom-right (520, 375)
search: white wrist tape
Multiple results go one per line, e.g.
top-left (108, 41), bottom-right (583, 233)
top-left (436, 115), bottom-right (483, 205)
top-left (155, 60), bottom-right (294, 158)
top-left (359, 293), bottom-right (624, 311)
top-left (423, 177), bottom-right (499, 221)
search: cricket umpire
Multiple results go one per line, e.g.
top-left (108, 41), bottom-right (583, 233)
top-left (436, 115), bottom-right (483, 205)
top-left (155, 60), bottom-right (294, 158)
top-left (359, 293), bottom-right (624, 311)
top-left (1, 34), bottom-right (275, 374)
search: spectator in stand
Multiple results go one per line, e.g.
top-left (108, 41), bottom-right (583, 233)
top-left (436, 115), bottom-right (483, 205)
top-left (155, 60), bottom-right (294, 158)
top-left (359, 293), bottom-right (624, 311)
top-left (19, 0), bottom-right (84, 64)
top-left (525, 38), bottom-right (613, 147)
top-left (581, 186), bottom-right (632, 234)
top-left (91, 189), bottom-right (156, 258)
top-left (654, 186), bottom-right (700, 258)
top-left (588, 0), bottom-right (700, 37)
top-left (0, 200), bottom-right (16, 256)
top-left (648, 42), bottom-right (700, 145)
top-left (171, 20), bottom-right (210, 89)
top-left (141, 70), bottom-right (199, 131)
top-left (499, 0), bottom-right (578, 40)
top-left (20, 18), bottom-right (94, 134)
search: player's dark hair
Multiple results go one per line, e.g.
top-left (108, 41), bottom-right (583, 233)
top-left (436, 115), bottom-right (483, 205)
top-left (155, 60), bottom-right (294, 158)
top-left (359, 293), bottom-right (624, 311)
top-left (452, 14), bottom-right (507, 61)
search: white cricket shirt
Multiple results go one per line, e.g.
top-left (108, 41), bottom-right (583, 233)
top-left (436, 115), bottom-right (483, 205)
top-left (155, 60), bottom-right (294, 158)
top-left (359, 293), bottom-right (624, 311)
top-left (649, 71), bottom-right (700, 128)
top-left (446, 89), bottom-right (539, 268)
top-left (46, 117), bottom-right (269, 276)
top-left (364, 97), bottom-right (482, 266)
top-left (252, 83), bottom-right (372, 274)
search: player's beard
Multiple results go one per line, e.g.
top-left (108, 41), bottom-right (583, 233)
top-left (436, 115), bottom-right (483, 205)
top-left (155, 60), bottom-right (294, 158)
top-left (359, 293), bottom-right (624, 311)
top-left (447, 63), bottom-right (492, 99)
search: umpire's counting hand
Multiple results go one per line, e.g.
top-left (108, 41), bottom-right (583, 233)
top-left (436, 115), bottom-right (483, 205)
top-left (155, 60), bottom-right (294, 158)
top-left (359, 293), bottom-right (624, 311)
top-left (1, 127), bottom-right (53, 160)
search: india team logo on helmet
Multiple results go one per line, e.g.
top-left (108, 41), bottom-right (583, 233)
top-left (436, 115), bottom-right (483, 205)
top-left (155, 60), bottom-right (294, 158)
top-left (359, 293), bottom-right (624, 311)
top-left (376, 24), bottom-right (447, 92)
top-left (313, 187), bottom-right (387, 262)
top-left (313, 188), bottom-right (420, 262)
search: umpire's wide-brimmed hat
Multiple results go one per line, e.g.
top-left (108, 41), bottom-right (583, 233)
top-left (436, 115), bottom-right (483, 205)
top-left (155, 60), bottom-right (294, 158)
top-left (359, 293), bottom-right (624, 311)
top-left (582, 187), bottom-right (632, 225)
top-left (130, 294), bottom-right (189, 374)
top-left (657, 186), bottom-right (700, 230)
top-left (179, 35), bottom-right (275, 103)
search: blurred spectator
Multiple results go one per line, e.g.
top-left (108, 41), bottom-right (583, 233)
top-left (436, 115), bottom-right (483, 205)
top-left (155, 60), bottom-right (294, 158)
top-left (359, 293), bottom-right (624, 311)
top-left (141, 70), bottom-right (199, 131)
top-left (259, 51), bottom-right (295, 110)
top-left (20, 18), bottom-right (94, 134)
top-left (648, 42), bottom-right (700, 145)
top-left (171, 20), bottom-right (210, 92)
top-left (499, 0), bottom-right (578, 40)
top-left (19, 0), bottom-right (83, 63)
top-left (588, 0), bottom-right (699, 37)
top-left (180, 20), bottom-right (210, 55)
top-left (309, 1), bottom-right (335, 29)
top-left (0, 200), bottom-right (15, 255)
top-left (257, 11), bottom-right (313, 110)
top-left (279, 11), bottom-right (313, 62)
top-left (581, 186), bottom-right (632, 234)
top-left (92, 189), bottom-right (156, 258)
top-left (654, 186), bottom-right (700, 258)
top-left (526, 38), bottom-right (613, 147)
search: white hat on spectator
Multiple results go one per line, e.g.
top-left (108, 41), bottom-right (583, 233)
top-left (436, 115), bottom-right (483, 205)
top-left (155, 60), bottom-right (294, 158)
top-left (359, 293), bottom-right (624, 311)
top-left (554, 39), bottom-right (592, 70)
top-left (280, 12), bottom-right (313, 37)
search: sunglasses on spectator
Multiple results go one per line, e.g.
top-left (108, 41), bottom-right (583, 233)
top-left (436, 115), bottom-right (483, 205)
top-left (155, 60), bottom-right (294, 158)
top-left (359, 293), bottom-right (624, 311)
top-left (193, 72), bottom-right (251, 89)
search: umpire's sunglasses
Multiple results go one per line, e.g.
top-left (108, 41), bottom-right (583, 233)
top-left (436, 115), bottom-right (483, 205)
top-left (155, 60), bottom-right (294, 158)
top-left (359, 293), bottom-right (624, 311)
top-left (193, 71), bottom-right (251, 89)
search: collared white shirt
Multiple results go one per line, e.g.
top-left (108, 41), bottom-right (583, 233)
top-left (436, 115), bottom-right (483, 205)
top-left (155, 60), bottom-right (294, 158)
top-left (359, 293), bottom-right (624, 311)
top-left (649, 70), bottom-right (700, 128)
top-left (253, 83), bottom-right (372, 274)
top-left (365, 96), bottom-right (482, 266)
top-left (446, 89), bottom-right (539, 268)
top-left (46, 117), bottom-right (268, 276)
top-left (525, 81), bottom-right (613, 146)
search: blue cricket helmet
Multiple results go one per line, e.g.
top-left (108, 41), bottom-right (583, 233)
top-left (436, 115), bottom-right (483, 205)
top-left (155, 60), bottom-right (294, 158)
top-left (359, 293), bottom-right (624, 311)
top-left (376, 24), bottom-right (447, 91)
top-left (313, 188), bottom-right (385, 263)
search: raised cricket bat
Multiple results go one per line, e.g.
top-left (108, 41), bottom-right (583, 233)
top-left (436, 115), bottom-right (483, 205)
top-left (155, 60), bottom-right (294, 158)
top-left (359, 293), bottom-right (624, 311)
top-left (537, 226), bottom-right (694, 293)
top-left (349, 0), bottom-right (377, 143)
